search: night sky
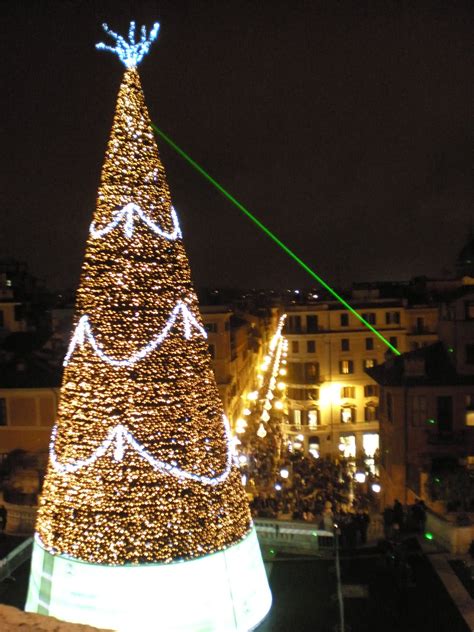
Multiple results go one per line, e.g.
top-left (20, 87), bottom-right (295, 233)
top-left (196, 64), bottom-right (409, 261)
top-left (2, 1), bottom-right (474, 291)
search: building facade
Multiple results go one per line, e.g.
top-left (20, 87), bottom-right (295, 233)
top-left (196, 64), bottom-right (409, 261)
top-left (369, 290), bottom-right (474, 509)
top-left (283, 293), bottom-right (438, 461)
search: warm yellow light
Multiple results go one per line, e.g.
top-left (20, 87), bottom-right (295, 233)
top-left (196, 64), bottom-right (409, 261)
top-left (243, 408), bottom-right (252, 416)
top-left (33, 67), bottom-right (252, 566)
top-left (280, 468), bottom-right (289, 479)
top-left (320, 382), bottom-right (342, 407)
top-left (274, 401), bottom-right (284, 410)
top-left (279, 368), bottom-right (287, 376)
top-left (247, 391), bottom-right (258, 401)
top-left (257, 424), bottom-right (267, 438)
top-left (296, 434), bottom-right (304, 441)
top-left (277, 382), bottom-right (286, 391)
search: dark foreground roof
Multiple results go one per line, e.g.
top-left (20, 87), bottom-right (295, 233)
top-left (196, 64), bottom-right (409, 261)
top-left (367, 342), bottom-right (474, 387)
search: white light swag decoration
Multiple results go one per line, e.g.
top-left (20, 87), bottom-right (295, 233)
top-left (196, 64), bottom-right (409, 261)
top-left (64, 300), bottom-right (207, 367)
top-left (90, 203), bottom-right (182, 240)
top-left (50, 416), bottom-right (233, 486)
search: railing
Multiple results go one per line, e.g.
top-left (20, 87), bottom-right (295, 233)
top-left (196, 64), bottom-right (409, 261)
top-left (254, 518), bottom-right (334, 554)
top-left (0, 537), bottom-right (33, 582)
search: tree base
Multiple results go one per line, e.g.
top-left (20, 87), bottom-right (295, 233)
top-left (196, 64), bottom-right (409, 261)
top-left (25, 527), bottom-right (271, 631)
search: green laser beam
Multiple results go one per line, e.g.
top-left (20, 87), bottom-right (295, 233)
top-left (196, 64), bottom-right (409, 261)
top-left (152, 123), bottom-right (401, 356)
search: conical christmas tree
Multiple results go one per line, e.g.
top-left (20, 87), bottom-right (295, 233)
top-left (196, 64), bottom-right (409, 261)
top-left (26, 23), bottom-right (271, 631)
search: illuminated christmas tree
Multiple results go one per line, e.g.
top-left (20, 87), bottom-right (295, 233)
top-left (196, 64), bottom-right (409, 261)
top-left (26, 22), bottom-right (271, 631)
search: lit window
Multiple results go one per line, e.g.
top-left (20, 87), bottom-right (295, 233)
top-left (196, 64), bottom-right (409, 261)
top-left (341, 386), bottom-right (355, 398)
top-left (308, 409), bottom-right (318, 428)
top-left (363, 359), bottom-right (376, 370)
top-left (341, 407), bottom-right (356, 424)
top-left (466, 411), bottom-right (474, 427)
top-left (293, 410), bottom-right (302, 427)
top-left (339, 360), bottom-right (354, 375)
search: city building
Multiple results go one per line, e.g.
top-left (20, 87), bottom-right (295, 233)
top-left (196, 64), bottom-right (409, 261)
top-left (368, 289), bottom-right (474, 509)
top-left (283, 290), bottom-right (438, 462)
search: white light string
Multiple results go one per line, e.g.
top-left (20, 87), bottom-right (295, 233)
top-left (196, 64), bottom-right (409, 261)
top-left (64, 300), bottom-right (207, 367)
top-left (49, 416), bottom-right (233, 486)
top-left (96, 21), bottom-right (160, 68)
top-left (90, 203), bottom-right (182, 240)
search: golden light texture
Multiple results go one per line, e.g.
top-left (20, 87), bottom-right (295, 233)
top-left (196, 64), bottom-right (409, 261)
top-left (36, 68), bottom-right (252, 565)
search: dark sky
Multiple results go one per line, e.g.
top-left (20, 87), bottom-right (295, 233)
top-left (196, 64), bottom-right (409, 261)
top-left (2, 1), bottom-right (474, 291)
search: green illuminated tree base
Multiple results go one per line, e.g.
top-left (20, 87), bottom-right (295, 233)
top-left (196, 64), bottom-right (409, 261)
top-left (26, 528), bottom-right (271, 631)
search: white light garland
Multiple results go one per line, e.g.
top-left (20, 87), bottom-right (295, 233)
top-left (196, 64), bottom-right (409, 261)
top-left (49, 416), bottom-right (233, 486)
top-left (89, 203), bottom-right (182, 240)
top-left (64, 300), bottom-right (207, 367)
top-left (96, 21), bottom-right (160, 68)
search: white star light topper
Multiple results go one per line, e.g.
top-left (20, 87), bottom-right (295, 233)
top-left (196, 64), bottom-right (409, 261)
top-left (96, 21), bottom-right (160, 68)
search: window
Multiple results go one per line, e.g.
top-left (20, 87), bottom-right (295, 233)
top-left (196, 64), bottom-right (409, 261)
top-left (208, 344), bottom-right (215, 360)
top-left (204, 322), bottom-right (218, 333)
top-left (411, 395), bottom-right (427, 426)
top-left (305, 362), bottom-right (319, 381)
top-left (339, 434), bottom-right (356, 458)
top-left (339, 360), bottom-right (354, 374)
top-left (365, 338), bottom-right (374, 351)
top-left (306, 315), bottom-right (318, 333)
top-left (308, 436), bottom-right (320, 457)
top-left (287, 388), bottom-right (319, 401)
top-left (363, 358), bottom-right (377, 370)
top-left (307, 340), bottom-right (316, 353)
top-left (385, 311), bottom-right (400, 325)
top-left (0, 399), bottom-right (6, 426)
top-left (341, 338), bottom-right (350, 352)
top-left (364, 384), bottom-right (379, 397)
top-left (341, 386), bottom-right (355, 398)
top-left (363, 433), bottom-right (379, 457)
top-left (287, 315), bottom-right (302, 333)
top-left (437, 396), bottom-right (453, 433)
top-left (0, 310), bottom-right (3, 328)
top-left (291, 341), bottom-right (300, 354)
top-left (340, 313), bottom-right (349, 327)
top-left (340, 407), bottom-right (356, 424)
top-left (415, 317), bottom-right (425, 332)
top-left (466, 344), bottom-right (474, 365)
top-left (364, 405), bottom-right (378, 421)
top-left (386, 393), bottom-right (393, 422)
top-left (362, 312), bottom-right (376, 325)
top-left (308, 409), bottom-right (319, 429)
top-left (389, 337), bottom-right (398, 349)
top-left (293, 409), bottom-right (302, 427)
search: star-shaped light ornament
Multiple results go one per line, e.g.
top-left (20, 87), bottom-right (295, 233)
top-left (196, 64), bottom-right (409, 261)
top-left (96, 21), bottom-right (160, 68)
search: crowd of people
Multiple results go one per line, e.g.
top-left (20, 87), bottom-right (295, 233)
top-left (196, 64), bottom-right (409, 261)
top-left (243, 445), bottom-right (379, 545)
